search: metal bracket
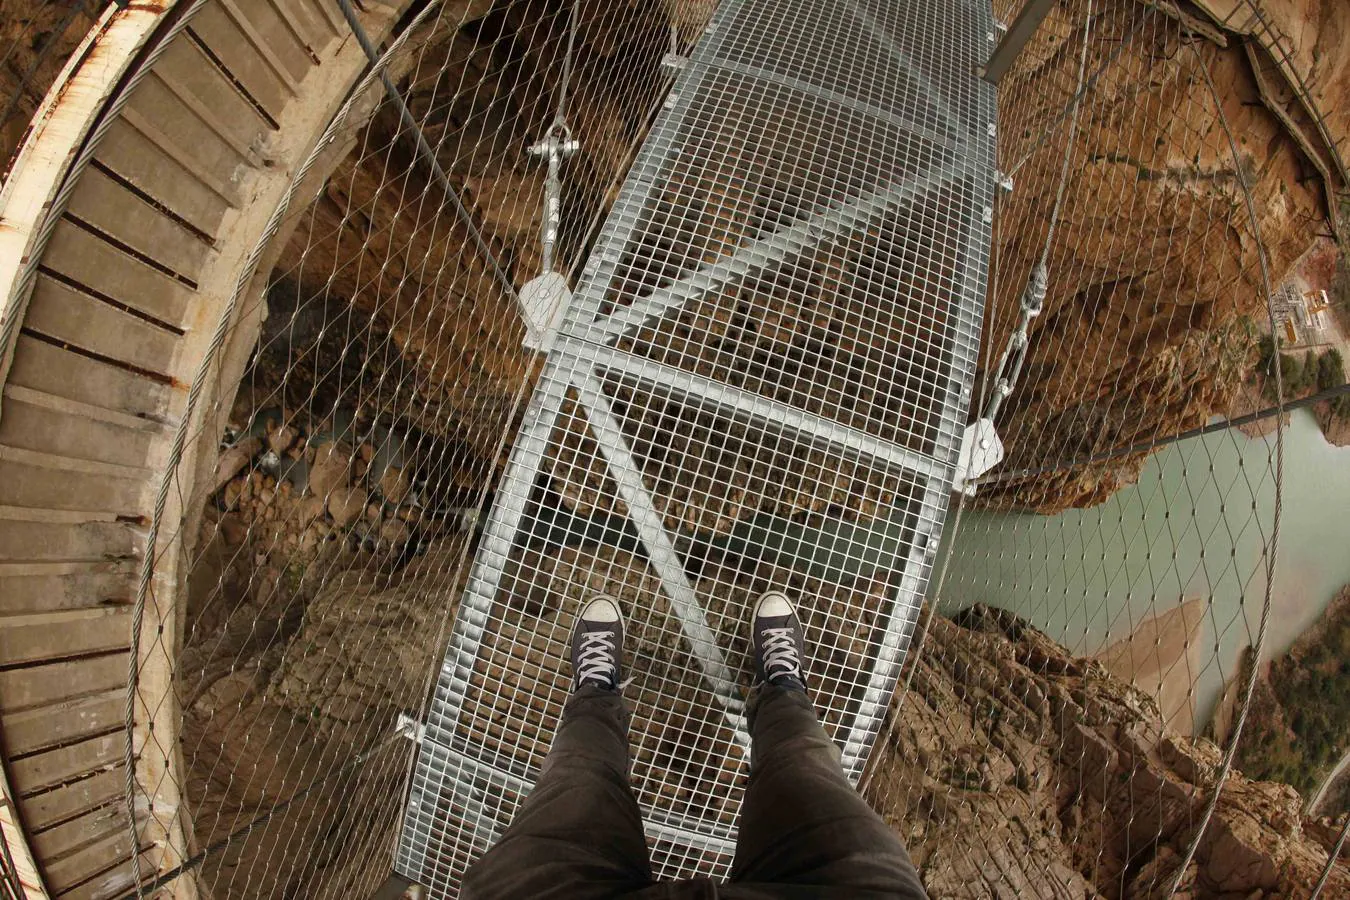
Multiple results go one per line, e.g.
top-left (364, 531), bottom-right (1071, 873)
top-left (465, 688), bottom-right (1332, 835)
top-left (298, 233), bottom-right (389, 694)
top-left (397, 712), bottom-right (426, 744)
top-left (979, 0), bottom-right (1055, 84)
top-left (661, 22), bottom-right (687, 79)
top-left (661, 52), bottom-right (687, 78)
top-left (519, 272), bottom-right (572, 352)
top-left (952, 418), bottom-right (1004, 495)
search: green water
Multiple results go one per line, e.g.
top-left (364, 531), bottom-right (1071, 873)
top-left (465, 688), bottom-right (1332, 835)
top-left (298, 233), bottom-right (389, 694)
top-left (932, 409), bottom-right (1350, 729)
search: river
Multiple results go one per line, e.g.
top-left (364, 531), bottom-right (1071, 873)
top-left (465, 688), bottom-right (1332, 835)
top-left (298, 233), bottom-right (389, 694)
top-left (931, 409), bottom-right (1350, 731)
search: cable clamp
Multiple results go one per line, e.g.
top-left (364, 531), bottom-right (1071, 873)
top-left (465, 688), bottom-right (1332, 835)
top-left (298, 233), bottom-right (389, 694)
top-left (397, 713), bottom-right (426, 744)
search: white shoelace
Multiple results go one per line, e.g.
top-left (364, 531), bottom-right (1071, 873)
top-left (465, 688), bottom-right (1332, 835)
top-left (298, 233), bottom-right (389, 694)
top-left (761, 627), bottom-right (801, 681)
top-left (576, 630), bottom-right (618, 685)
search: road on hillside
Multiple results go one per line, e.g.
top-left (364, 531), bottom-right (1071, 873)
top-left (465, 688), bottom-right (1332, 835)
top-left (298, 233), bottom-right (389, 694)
top-left (1307, 746), bottom-right (1350, 814)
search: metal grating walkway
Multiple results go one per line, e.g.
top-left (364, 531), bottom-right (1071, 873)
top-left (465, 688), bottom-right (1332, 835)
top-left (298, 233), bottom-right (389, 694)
top-left (397, 0), bottom-right (996, 890)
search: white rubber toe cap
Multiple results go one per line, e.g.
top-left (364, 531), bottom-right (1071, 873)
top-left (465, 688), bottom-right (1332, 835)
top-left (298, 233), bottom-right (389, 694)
top-left (581, 595), bottom-right (621, 623)
top-left (754, 590), bottom-right (796, 619)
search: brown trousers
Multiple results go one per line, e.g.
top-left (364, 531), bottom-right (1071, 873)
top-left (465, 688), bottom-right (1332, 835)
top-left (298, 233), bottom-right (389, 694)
top-left (462, 684), bottom-right (927, 899)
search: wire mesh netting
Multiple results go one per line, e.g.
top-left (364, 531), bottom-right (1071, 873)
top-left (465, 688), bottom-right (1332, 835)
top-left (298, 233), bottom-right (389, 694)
top-left (0, 0), bottom-right (1347, 898)
top-left (861, 0), bottom-right (1350, 896)
top-left (165, 2), bottom-right (723, 896)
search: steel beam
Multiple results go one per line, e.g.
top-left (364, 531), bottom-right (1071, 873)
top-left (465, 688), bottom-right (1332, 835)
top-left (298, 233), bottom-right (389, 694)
top-left (420, 361), bottom-right (571, 745)
top-left (579, 159), bottom-right (969, 347)
top-left (980, 0), bottom-right (1056, 84)
top-left (836, 475), bottom-right (943, 775)
top-left (840, 93), bottom-right (993, 770)
top-left (841, 0), bottom-right (958, 130)
top-left (709, 57), bottom-right (957, 150)
top-left (569, 368), bottom-right (750, 751)
top-left (559, 339), bottom-right (949, 484)
top-left (422, 738), bottom-right (739, 857)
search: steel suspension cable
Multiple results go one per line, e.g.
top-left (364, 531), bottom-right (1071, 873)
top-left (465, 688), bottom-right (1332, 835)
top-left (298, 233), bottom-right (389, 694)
top-left (552, 0), bottom-right (581, 132)
top-left (335, 0), bottom-right (519, 302)
top-left (980, 0), bottom-right (1092, 428)
top-left (1311, 815), bottom-right (1349, 898)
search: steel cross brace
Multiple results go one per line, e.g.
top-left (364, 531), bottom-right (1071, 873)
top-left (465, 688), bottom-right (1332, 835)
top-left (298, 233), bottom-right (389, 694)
top-left (574, 157), bottom-right (971, 349)
top-left (557, 339), bottom-right (949, 484)
top-left (840, 0), bottom-right (959, 131)
top-left (568, 368), bottom-right (751, 752)
top-left (707, 56), bottom-right (958, 151)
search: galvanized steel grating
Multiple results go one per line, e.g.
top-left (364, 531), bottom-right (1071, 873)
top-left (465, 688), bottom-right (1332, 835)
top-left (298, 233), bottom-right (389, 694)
top-left (397, 0), bottom-right (995, 890)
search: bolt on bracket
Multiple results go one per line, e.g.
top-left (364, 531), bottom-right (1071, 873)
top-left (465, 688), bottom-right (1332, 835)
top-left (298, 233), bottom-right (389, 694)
top-left (952, 418), bottom-right (1004, 495)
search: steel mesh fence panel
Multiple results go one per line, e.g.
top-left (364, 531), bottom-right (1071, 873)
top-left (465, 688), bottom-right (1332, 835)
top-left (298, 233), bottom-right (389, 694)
top-left (396, 0), bottom-right (995, 890)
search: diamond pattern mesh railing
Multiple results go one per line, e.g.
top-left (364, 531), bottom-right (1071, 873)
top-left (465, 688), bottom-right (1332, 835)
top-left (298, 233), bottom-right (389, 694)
top-left (1, 1), bottom-right (1349, 898)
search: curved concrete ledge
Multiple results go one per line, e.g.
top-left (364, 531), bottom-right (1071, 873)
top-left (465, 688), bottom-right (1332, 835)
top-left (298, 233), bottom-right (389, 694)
top-left (0, 1), bottom-right (415, 896)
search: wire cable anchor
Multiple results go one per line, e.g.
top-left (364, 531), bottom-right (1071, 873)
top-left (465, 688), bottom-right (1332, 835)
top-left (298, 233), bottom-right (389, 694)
top-left (661, 24), bottom-right (687, 77)
top-left (952, 263), bottom-right (1047, 494)
top-left (396, 712), bottom-right (426, 744)
top-left (519, 126), bottom-right (580, 352)
top-left (520, 0), bottom-right (583, 352)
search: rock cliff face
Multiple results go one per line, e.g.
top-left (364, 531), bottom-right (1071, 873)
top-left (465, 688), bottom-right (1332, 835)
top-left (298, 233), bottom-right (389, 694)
top-left (181, 536), bottom-right (472, 898)
top-left (982, 0), bottom-right (1346, 512)
top-left (1192, 0), bottom-right (1350, 194)
top-left (183, 557), bottom-right (1350, 898)
top-left (868, 605), bottom-right (1349, 898)
top-left (0, 1), bottom-right (101, 170)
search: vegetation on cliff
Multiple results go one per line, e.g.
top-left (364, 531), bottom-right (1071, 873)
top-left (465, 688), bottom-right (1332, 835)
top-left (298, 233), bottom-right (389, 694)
top-left (1234, 588), bottom-right (1350, 801)
top-left (1256, 336), bottom-right (1350, 419)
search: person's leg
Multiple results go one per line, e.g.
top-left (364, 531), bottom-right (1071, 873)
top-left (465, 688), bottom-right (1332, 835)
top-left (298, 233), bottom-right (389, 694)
top-left (728, 592), bottom-right (927, 898)
top-left (462, 598), bottom-right (653, 900)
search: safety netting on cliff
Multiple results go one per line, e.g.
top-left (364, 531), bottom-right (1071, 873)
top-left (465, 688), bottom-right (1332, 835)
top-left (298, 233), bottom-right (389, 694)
top-left (154, 2), bottom-right (732, 897)
top-left (861, 0), bottom-right (1350, 897)
top-left (0, 0), bottom-right (1347, 898)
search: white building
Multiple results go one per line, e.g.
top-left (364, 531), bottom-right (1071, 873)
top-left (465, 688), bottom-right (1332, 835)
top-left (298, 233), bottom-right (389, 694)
top-left (1271, 284), bottom-right (1330, 347)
